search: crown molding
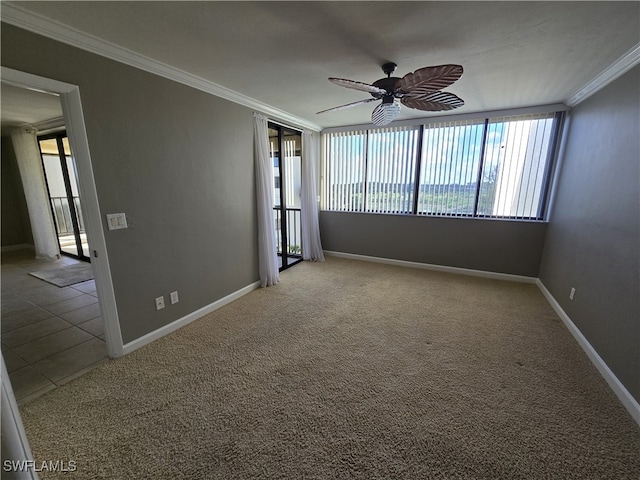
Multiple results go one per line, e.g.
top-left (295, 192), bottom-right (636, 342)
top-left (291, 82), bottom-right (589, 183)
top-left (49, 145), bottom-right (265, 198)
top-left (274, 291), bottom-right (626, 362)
top-left (567, 43), bottom-right (640, 107)
top-left (0, 2), bottom-right (322, 132)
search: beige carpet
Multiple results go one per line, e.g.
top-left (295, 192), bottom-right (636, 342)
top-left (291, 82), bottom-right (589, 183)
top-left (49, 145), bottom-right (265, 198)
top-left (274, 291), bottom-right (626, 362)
top-left (18, 257), bottom-right (640, 479)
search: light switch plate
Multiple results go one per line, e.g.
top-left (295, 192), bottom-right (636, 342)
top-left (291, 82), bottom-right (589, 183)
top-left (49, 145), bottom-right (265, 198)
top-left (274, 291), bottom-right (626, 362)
top-left (106, 213), bottom-right (128, 230)
top-left (170, 291), bottom-right (179, 304)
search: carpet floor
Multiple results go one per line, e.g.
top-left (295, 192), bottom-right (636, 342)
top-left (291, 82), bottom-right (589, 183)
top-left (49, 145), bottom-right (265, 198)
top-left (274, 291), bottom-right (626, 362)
top-left (18, 257), bottom-right (640, 479)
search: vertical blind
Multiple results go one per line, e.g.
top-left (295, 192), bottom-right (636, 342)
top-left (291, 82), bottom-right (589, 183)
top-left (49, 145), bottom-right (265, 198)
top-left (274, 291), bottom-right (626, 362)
top-left (366, 126), bottom-right (420, 214)
top-left (323, 130), bottom-right (367, 212)
top-left (418, 119), bottom-right (484, 216)
top-left (322, 112), bottom-right (560, 220)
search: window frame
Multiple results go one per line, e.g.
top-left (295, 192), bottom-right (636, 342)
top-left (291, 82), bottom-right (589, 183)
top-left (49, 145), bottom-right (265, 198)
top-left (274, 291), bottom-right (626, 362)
top-left (321, 109), bottom-right (565, 221)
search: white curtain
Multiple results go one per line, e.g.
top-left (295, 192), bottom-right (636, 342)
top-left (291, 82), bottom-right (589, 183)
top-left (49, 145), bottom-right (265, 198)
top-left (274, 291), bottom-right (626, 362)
top-left (253, 114), bottom-right (279, 287)
top-left (10, 127), bottom-right (59, 259)
top-left (301, 131), bottom-right (325, 261)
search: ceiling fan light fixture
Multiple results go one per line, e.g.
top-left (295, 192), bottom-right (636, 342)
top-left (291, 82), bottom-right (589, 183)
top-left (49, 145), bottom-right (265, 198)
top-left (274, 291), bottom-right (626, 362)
top-left (319, 62), bottom-right (464, 123)
top-left (371, 99), bottom-right (400, 126)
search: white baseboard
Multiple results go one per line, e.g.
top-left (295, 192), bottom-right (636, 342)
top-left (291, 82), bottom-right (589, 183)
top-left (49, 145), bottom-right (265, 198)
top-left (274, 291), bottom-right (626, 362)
top-left (122, 280), bottom-right (261, 355)
top-left (536, 279), bottom-right (640, 427)
top-left (323, 250), bottom-right (538, 284)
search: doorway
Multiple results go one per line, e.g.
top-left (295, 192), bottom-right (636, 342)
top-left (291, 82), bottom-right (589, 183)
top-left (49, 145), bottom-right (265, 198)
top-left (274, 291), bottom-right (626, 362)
top-left (38, 132), bottom-right (90, 261)
top-left (1, 66), bottom-right (123, 359)
top-left (268, 123), bottom-right (303, 271)
top-left (1, 92), bottom-right (107, 403)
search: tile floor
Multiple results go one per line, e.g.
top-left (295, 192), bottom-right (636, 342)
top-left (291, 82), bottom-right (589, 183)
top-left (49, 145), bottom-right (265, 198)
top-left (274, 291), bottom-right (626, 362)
top-left (2, 248), bottom-right (108, 405)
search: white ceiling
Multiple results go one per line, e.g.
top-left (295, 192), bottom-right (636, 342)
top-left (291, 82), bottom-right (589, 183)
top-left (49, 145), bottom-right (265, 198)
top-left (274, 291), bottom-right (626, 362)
top-left (1, 83), bottom-right (62, 135)
top-left (2, 1), bottom-right (639, 129)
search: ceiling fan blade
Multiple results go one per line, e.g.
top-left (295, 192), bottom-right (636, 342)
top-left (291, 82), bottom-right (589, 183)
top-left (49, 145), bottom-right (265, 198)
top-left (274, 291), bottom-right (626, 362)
top-left (401, 91), bottom-right (465, 111)
top-left (329, 77), bottom-right (387, 96)
top-left (371, 101), bottom-right (401, 126)
top-left (395, 64), bottom-right (463, 94)
top-left (317, 97), bottom-right (377, 114)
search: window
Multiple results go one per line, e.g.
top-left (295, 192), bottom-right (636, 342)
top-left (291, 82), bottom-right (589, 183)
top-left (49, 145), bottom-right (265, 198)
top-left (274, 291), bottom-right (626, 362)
top-left (366, 126), bottom-right (420, 214)
top-left (417, 119), bottom-right (484, 216)
top-left (322, 112), bottom-right (561, 220)
top-left (323, 130), bottom-right (367, 212)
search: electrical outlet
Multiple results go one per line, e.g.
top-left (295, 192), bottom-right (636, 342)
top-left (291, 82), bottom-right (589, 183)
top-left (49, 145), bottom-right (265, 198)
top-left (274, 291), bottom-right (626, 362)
top-left (170, 291), bottom-right (179, 305)
top-left (569, 287), bottom-right (576, 301)
top-left (155, 296), bottom-right (165, 310)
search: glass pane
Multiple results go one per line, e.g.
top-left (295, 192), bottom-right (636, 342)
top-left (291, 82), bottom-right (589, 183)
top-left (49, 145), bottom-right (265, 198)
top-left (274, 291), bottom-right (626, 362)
top-left (268, 127), bottom-right (282, 254)
top-left (417, 120), bottom-right (484, 216)
top-left (323, 131), bottom-right (366, 211)
top-left (282, 130), bottom-right (301, 258)
top-left (62, 136), bottom-right (72, 156)
top-left (269, 127), bottom-right (280, 208)
top-left (39, 138), bottom-right (59, 155)
top-left (478, 114), bottom-right (554, 218)
top-left (366, 126), bottom-right (419, 214)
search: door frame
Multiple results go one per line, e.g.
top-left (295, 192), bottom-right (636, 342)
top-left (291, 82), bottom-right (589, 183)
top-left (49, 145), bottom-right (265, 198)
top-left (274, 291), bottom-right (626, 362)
top-left (2, 67), bottom-right (124, 358)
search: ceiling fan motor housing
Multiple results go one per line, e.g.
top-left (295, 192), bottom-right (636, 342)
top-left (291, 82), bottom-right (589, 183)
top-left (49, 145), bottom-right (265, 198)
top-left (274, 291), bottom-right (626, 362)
top-left (371, 77), bottom-right (401, 98)
top-left (370, 62), bottom-right (401, 98)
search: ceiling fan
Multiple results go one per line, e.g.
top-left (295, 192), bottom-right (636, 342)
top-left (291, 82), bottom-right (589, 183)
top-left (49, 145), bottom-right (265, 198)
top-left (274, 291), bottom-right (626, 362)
top-left (317, 62), bottom-right (465, 126)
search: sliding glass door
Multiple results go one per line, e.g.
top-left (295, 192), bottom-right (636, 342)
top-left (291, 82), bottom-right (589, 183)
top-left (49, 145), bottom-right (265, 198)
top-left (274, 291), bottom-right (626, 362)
top-left (268, 123), bottom-right (302, 271)
top-left (39, 132), bottom-right (89, 261)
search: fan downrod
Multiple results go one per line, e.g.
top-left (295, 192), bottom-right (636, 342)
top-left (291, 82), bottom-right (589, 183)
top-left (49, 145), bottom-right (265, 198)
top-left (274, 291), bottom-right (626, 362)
top-left (381, 62), bottom-right (397, 77)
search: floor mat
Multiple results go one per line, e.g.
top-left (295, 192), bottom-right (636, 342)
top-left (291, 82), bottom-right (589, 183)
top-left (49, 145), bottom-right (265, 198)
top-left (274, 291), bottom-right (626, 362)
top-left (29, 263), bottom-right (94, 287)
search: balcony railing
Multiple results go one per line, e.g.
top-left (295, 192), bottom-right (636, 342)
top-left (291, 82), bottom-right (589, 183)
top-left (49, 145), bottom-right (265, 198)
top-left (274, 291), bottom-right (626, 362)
top-left (50, 196), bottom-right (85, 236)
top-left (273, 207), bottom-right (302, 256)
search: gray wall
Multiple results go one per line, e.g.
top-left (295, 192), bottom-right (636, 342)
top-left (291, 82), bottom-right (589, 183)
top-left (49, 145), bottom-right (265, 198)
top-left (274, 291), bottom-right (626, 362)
top-left (539, 66), bottom-right (640, 403)
top-left (1, 24), bottom-right (258, 343)
top-left (320, 211), bottom-right (547, 277)
top-left (1, 136), bottom-right (33, 247)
